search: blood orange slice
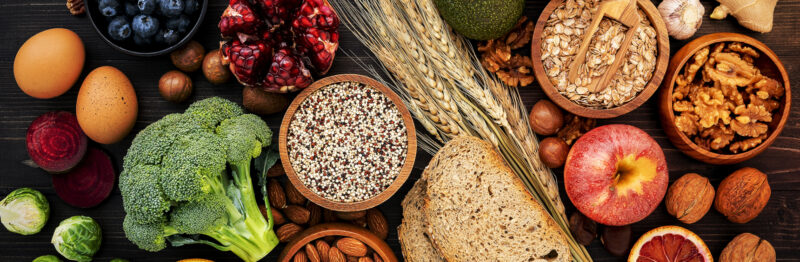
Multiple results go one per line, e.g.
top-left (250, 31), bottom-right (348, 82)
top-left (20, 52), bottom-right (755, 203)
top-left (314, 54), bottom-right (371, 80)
top-left (628, 225), bottom-right (712, 262)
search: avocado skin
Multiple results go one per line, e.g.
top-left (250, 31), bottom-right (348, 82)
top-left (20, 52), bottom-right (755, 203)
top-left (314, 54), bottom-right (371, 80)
top-left (433, 0), bottom-right (525, 40)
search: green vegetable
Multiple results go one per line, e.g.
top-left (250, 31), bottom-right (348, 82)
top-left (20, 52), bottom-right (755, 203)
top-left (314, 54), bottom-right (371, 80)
top-left (433, 0), bottom-right (524, 40)
top-left (119, 97), bottom-right (278, 262)
top-left (32, 255), bottom-right (62, 262)
top-left (51, 216), bottom-right (102, 262)
top-left (109, 259), bottom-right (128, 262)
top-left (0, 187), bottom-right (50, 235)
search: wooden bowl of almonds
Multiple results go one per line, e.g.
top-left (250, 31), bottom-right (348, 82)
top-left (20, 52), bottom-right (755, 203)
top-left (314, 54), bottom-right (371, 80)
top-left (279, 74), bottom-right (416, 212)
top-left (278, 223), bottom-right (398, 262)
top-left (658, 33), bottom-right (791, 165)
top-left (531, 0), bottom-right (669, 119)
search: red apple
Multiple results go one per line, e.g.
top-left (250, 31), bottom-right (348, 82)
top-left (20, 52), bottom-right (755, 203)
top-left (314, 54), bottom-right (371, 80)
top-left (564, 124), bottom-right (668, 226)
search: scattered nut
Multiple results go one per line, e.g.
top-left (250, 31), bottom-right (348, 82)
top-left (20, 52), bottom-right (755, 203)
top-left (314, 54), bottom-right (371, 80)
top-left (478, 17), bottom-right (535, 87)
top-left (529, 99), bottom-right (565, 136)
top-left (277, 223), bottom-right (303, 242)
top-left (202, 49), bottom-right (231, 85)
top-left (171, 41), bottom-right (205, 73)
top-left (715, 167), bottom-right (770, 223)
top-left (557, 114), bottom-right (596, 145)
top-left (568, 212), bottom-right (597, 246)
top-left (268, 179), bottom-right (287, 209)
top-left (720, 233), bottom-right (775, 262)
top-left (666, 173), bottom-right (715, 224)
top-left (539, 137), bottom-right (569, 168)
top-left (243, 86), bottom-right (290, 115)
top-left (601, 225), bottom-right (632, 257)
top-left (259, 204), bottom-right (285, 225)
top-left (286, 182), bottom-right (307, 205)
top-left (366, 208), bottom-right (389, 240)
top-left (336, 237), bottom-right (368, 257)
top-left (283, 205), bottom-right (311, 225)
top-left (158, 70), bottom-right (193, 103)
top-left (335, 211), bottom-right (367, 221)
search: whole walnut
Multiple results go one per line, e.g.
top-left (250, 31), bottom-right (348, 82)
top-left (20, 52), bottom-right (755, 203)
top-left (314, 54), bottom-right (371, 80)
top-left (666, 173), bottom-right (715, 224)
top-left (720, 233), bottom-right (775, 262)
top-left (715, 167), bottom-right (770, 223)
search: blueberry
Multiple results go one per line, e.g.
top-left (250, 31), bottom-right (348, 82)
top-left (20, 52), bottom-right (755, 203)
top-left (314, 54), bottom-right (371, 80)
top-left (133, 35), bottom-right (153, 46)
top-left (107, 16), bottom-right (132, 41)
top-left (155, 28), bottom-right (180, 45)
top-left (159, 0), bottom-right (184, 17)
top-left (132, 14), bottom-right (159, 38)
top-left (124, 2), bottom-right (138, 16)
top-left (137, 0), bottom-right (156, 14)
top-left (99, 0), bottom-right (121, 17)
top-left (183, 0), bottom-right (198, 15)
top-left (166, 15), bottom-right (191, 33)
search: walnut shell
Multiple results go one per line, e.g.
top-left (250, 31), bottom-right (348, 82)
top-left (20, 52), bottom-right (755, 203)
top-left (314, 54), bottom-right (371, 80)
top-left (720, 233), bottom-right (775, 262)
top-left (714, 167), bottom-right (771, 223)
top-left (666, 173), bottom-right (715, 224)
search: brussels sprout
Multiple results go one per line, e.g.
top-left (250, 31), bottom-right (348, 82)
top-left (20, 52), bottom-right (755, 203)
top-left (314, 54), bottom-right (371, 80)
top-left (51, 216), bottom-right (102, 262)
top-left (32, 255), bottom-right (62, 262)
top-left (0, 187), bottom-right (50, 235)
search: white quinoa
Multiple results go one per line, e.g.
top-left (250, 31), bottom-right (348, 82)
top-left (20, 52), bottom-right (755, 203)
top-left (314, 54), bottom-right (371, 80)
top-left (287, 82), bottom-right (408, 202)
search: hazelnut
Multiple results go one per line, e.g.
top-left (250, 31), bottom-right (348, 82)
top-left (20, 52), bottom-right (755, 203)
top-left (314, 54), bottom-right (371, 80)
top-left (568, 212), bottom-right (597, 246)
top-left (720, 233), bottom-right (775, 262)
top-left (539, 137), bottom-right (568, 168)
top-left (158, 70), bottom-right (192, 103)
top-left (243, 86), bottom-right (290, 115)
top-left (529, 99), bottom-right (564, 136)
top-left (715, 167), bottom-right (770, 223)
top-left (202, 49), bottom-right (231, 85)
top-left (170, 41), bottom-right (205, 73)
top-left (665, 173), bottom-right (715, 224)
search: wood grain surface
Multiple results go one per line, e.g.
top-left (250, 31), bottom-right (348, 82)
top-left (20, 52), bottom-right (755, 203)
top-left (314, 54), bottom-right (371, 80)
top-left (0, 0), bottom-right (798, 261)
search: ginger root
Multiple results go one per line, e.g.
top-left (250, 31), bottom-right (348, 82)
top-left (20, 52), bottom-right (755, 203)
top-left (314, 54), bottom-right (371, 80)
top-left (710, 0), bottom-right (778, 33)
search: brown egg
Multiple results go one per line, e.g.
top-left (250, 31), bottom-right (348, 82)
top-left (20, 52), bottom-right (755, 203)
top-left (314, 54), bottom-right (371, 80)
top-left (76, 66), bottom-right (138, 144)
top-left (14, 28), bottom-right (85, 99)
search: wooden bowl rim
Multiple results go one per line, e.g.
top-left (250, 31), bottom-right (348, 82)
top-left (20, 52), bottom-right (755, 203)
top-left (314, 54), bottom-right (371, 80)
top-left (277, 223), bottom-right (399, 262)
top-left (279, 74), bottom-right (417, 212)
top-left (531, 0), bottom-right (670, 119)
top-left (659, 33), bottom-right (791, 163)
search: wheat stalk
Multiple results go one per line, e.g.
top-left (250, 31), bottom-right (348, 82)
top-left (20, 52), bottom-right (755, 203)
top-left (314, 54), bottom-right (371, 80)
top-left (331, 0), bottom-right (591, 260)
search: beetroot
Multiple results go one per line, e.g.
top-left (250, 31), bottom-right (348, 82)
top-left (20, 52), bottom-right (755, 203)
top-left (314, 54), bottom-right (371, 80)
top-left (52, 148), bottom-right (116, 208)
top-left (27, 111), bottom-right (88, 173)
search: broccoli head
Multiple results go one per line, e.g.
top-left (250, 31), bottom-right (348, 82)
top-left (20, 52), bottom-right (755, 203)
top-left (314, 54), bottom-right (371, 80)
top-left (120, 97), bottom-right (277, 262)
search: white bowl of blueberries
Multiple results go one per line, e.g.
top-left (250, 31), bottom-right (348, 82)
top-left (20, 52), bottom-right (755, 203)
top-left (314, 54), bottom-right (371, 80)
top-left (87, 0), bottom-right (207, 56)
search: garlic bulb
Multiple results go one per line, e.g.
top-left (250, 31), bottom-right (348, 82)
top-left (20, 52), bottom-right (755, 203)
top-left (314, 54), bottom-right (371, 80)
top-left (658, 0), bottom-right (705, 40)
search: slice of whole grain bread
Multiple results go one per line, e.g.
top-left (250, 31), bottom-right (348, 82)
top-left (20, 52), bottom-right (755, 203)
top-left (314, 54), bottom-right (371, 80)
top-left (423, 136), bottom-right (569, 262)
top-left (398, 177), bottom-right (445, 262)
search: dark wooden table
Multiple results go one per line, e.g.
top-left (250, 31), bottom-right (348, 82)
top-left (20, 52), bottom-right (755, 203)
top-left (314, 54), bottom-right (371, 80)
top-left (1, 0), bottom-right (798, 261)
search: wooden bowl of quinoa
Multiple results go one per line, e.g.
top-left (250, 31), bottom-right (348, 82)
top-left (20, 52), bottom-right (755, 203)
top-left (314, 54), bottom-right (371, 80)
top-left (279, 74), bottom-right (417, 212)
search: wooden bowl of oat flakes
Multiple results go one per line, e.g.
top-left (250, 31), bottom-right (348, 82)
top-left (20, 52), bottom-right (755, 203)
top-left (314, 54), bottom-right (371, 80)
top-left (658, 33), bottom-right (791, 165)
top-left (279, 74), bottom-right (416, 212)
top-left (531, 0), bottom-right (669, 119)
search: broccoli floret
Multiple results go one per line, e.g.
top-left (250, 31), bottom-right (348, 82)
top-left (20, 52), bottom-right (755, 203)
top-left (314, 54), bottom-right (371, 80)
top-left (119, 98), bottom-right (278, 262)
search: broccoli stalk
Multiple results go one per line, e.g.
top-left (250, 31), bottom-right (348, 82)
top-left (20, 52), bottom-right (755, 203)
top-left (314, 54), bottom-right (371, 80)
top-left (119, 98), bottom-right (279, 262)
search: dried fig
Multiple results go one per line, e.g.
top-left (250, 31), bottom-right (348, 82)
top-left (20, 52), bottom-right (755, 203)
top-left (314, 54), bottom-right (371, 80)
top-left (666, 173), bottom-right (715, 224)
top-left (714, 167), bottom-right (770, 223)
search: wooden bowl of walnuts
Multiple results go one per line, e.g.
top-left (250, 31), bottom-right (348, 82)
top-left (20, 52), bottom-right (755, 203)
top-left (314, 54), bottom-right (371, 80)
top-left (531, 0), bottom-right (670, 119)
top-left (658, 33), bottom-right (791, 165)
top-left (278, 223), bottom-right (398, 262)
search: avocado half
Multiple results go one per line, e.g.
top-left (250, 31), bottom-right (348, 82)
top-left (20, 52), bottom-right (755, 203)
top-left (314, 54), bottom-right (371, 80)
top-left (433, 0), bottom-right (525, 40)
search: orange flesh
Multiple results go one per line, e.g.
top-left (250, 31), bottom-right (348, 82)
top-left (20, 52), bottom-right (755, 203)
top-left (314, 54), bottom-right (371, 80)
top-left (636, 233), bottom-right (705, 262)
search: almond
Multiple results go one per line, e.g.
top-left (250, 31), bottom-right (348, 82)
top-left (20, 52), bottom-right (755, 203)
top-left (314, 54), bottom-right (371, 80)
top-left (335, 211), bottom-right (366, 221)
top-left (307, 202), bottom-right (322, 226)
top-left (268, 179), bottom-right (287, 208)
top-left (260, 205), bottom-right (286, 225)
top-left (336, 237), bottom-right (368, 257)
top-left (286, 182), bottom-right (307, 205)
top-left (316, 240), bottom-right (331, 262)
top-left (366, 208), bottom-right (389, 240)
top-left (277, 223), bottom-right (303, 242)
top-left (347, 256), bottom-right (358, 262)
top-left (294, 250), bottom-right (308, 262)
top-left (305, 243), bottom-right (321, 262)
top-left (358, 257), bottom-right (374, 262)
top-left (372, 253), bottom-right (383, 262)
top-left (328, 247), bottom-right (346, 262)
top-left (284, 205), bottom-right (311, 224)
top-left (267, 161), bottom-right (286, 177)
